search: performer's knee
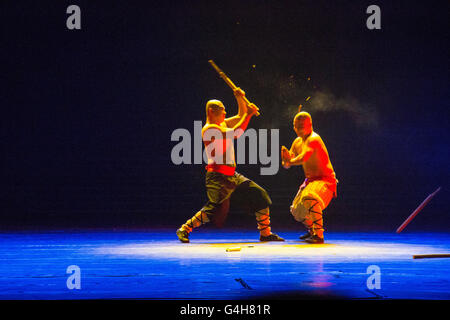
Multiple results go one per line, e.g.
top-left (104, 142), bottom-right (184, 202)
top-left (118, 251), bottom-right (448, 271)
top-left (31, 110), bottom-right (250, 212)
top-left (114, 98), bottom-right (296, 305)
top-left (290, 202), bottom-right (308, 222)
top-left (245, 181), bottom-right (272, 212)
top-left (253, 190), bottom-right (272, 212)
top-left (291, 198), bottom-right (322, 222)
top-left (302, 199), bottom-right (322, 215)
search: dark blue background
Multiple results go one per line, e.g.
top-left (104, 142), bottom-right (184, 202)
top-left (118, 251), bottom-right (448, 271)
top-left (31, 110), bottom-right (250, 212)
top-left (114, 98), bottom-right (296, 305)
top-left (1, 1), bottom-right (448, 231)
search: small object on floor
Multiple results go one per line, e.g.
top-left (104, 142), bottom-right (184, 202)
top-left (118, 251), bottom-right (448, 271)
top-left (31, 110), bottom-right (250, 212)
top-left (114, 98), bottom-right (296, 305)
top-left (413, 254), bottom-right (450, 259)
top-left (176, 228), bottom-right (190, 243)
top-left (235, 278), bottom-right (253, 290)
top-left (260, 233), bottom-right (285, 242)
top-left (304, 235), bottom-right (324, 244)
top-left (299, 232), bottom-right (311, 240)
top-left (226, 247), bottom-right (241, 252)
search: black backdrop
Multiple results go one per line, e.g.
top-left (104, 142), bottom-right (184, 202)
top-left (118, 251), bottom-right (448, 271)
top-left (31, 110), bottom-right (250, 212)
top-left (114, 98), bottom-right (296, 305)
top-left (1, 1), bottom-right (449, 231)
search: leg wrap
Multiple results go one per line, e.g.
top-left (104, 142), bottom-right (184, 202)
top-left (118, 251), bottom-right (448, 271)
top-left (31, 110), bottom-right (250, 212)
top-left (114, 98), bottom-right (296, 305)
top-left (303, 199), bottom-right (324, 237)
top-left (291, 180), bottom-right (332, 238)
top-left (181, 211), bottom-right (210, 233)
top-left (255, 207), bottom-right (271, 237)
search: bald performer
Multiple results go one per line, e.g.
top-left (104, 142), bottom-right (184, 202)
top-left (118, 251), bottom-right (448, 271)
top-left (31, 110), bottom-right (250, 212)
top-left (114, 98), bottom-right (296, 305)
top-left (281, 112), bottom-right (337, 244)
top-left (176, 88), bottom-right (284, 243)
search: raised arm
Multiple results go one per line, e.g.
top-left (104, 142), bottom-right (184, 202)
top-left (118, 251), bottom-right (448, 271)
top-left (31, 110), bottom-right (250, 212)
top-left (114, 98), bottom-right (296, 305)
top-left (203, 105), bottom-right (258, 141)
top-left (224, 88), bottom-right (249, 128)
top-left (230, 104), bottom-right (258, 138)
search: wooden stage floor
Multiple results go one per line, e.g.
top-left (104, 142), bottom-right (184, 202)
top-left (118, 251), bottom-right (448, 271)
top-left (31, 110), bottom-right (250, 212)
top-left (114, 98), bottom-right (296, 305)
top-left (1, 230), bottom-right (449, 300)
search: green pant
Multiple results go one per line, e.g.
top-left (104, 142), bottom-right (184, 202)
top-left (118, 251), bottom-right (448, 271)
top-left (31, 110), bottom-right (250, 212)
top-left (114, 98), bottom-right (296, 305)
top-left (201, 171), bottom-right (272, 226)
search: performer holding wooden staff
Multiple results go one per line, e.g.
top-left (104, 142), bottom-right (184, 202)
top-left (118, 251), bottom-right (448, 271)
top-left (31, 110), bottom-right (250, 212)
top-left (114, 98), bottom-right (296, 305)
top-left (176, 61), bottom-right (283, 243)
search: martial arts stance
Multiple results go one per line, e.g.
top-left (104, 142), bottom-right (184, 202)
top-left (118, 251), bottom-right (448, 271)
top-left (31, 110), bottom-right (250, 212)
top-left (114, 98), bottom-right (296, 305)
top-left (176, 88), bottom-right (284, 243)
top-left (281, 112), bottom-right (337, 244)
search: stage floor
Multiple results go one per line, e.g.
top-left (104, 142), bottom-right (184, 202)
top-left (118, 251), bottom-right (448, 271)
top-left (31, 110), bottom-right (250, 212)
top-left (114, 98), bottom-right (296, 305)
top-left (1, 230), bottom-right (449, 300)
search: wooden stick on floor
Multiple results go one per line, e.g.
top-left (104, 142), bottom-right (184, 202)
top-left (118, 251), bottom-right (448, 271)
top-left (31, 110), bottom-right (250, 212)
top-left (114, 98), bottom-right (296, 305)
top-left (396, 187), bottom-right (441, 233)
top-left (413, 254), bottom-right (450, 259)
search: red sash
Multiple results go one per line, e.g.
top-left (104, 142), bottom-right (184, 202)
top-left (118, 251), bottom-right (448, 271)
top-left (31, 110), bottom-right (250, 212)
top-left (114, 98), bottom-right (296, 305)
top-left (205, 164), bottom-right (236, 176)
top-left (301, 176), bottom-right (338, 197)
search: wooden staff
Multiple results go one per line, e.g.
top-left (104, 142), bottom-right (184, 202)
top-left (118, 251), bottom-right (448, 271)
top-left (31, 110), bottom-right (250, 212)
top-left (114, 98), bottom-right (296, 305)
top-left (208, 60), bottom-right (260, 116)
top-left (396, 187), bottom-right (441, 233)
